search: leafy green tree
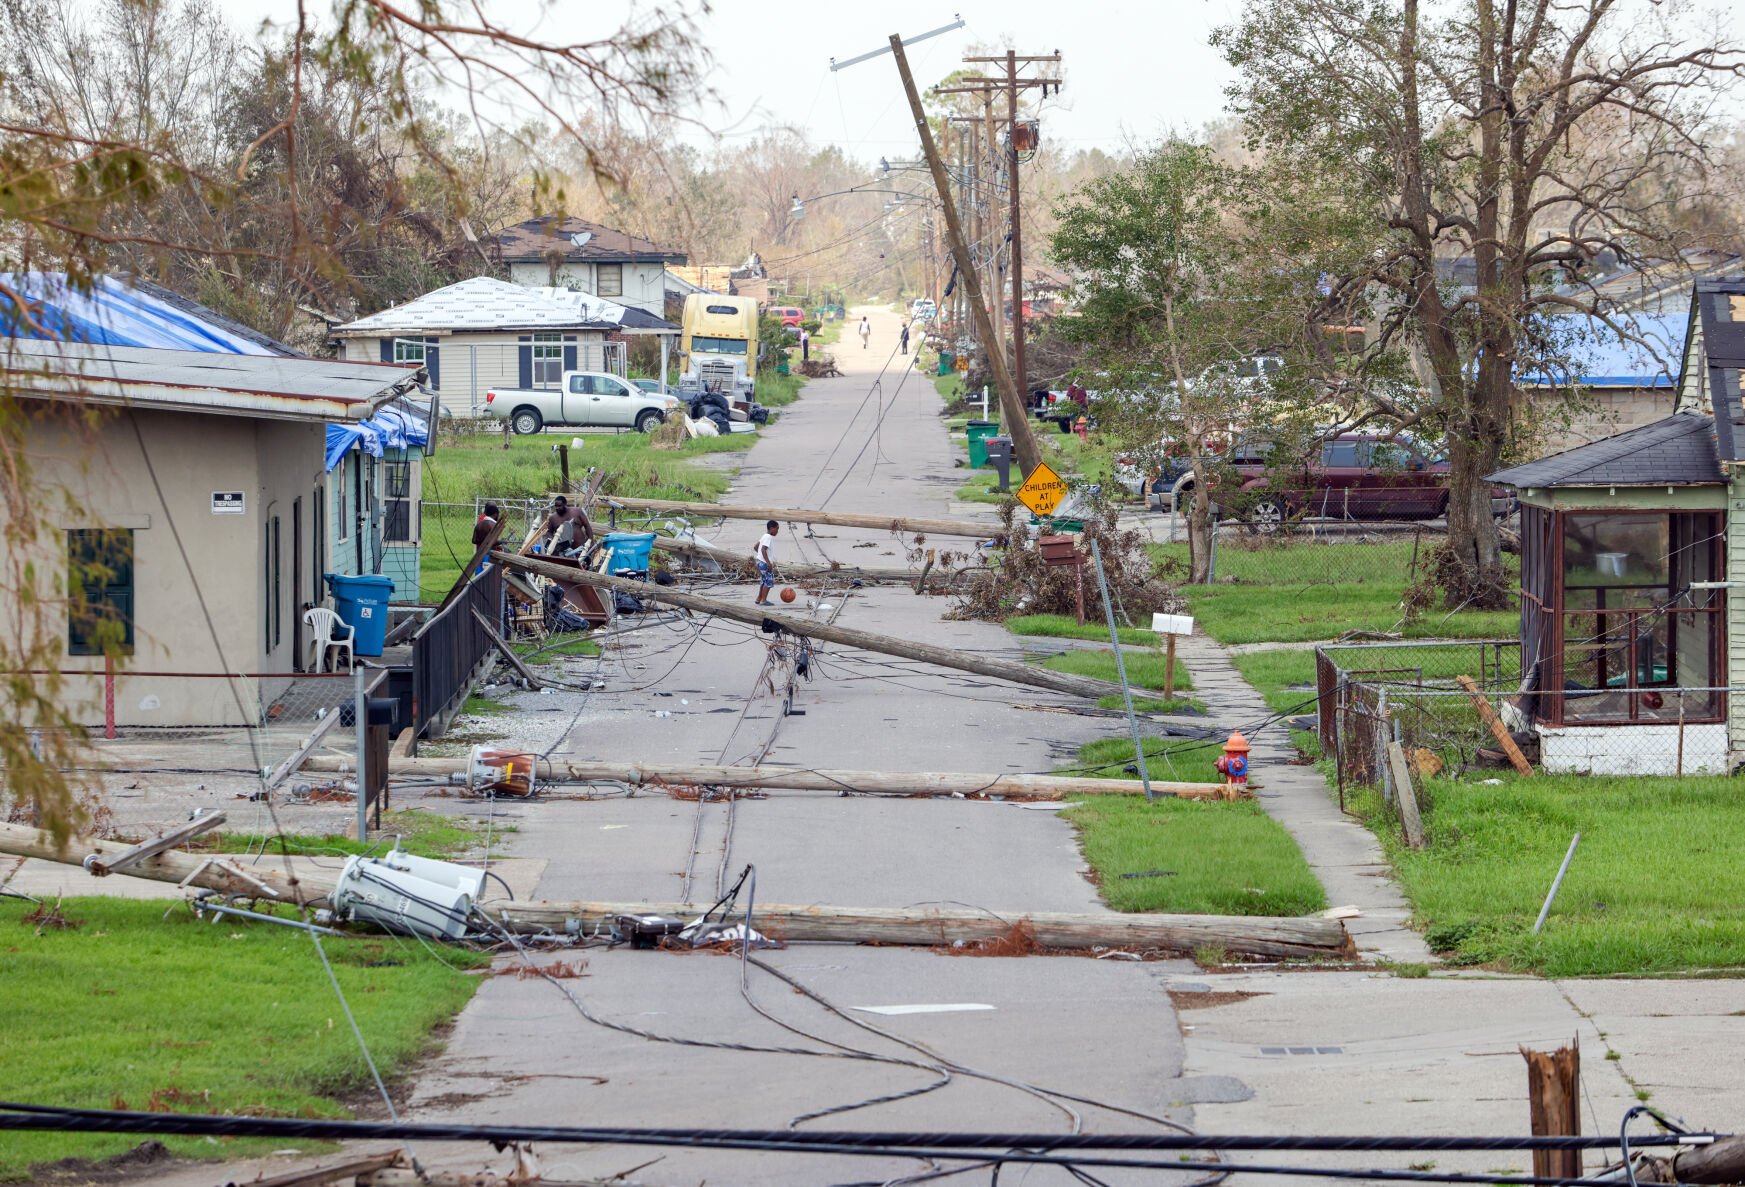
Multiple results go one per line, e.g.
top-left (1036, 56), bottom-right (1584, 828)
top-left (1216, 0), bottom-right (1744, 606)
top-left (1051, 142), bottom-right (1321, 581)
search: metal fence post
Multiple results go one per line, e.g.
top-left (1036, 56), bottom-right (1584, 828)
top-left (1089, 538), bottom-right (1153, 803)
top-left (354, 662), bottom-right (368, 842)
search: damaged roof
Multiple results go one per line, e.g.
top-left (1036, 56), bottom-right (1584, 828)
top-left (333, 277), bottom-right (677, 335)
top-left (1488, 413), bottom-right (1723, 489)
top-left (496, 215), bottom-right (686, 265)
top-left (3, 338), bottom-right (422, 422)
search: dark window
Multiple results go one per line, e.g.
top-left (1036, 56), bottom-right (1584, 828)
top-left (69, 529), bottom-right (134, 656)
top-left (271, 515), bottom-right (281, 650)
top-left (383, 458), bottom-right (413, 543)
top-left (532, 334), bottom-right (562, 385)
top-left (690, 335), bottom-right (748, 355)
top-left (596, 263), bottom-right (623, 297)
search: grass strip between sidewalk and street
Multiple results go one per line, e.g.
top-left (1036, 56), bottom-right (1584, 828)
top-left (188, 810), bottom-right (508, 862)
top-left (1008, 613), bottom-right (1161, 647)
top-left (0, 897), bottom-right (486, 1182)
top-left (1065, 797), bottom-right (1327, 917)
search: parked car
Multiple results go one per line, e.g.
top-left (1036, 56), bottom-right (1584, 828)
top-left (909, 297), bottom-right (937, 321)
top-left (1224, 433), bottom-right (1459, 531)
top-left (767, 306), bottom-right (806, 328)
top-left (483, 370), bottom-right (680, 435)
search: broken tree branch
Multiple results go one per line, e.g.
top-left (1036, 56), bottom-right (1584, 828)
top-left (492, 551), bottom-right (1123, 700)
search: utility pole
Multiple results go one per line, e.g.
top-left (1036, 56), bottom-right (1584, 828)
top-left (890, 34), bottom-right (1042, 477)
top-left (963, 51), bottom-right (1061, 410)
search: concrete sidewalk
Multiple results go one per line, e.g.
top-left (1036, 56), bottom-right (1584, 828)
top-left (1171, 632), bottom-right (1432, 964)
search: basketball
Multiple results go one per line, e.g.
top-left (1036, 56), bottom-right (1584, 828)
top-left (780, 587), bottom-right (797, 603)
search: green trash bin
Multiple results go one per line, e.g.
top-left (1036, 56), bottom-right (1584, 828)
top-left (937, 350), bottom-right (956, 376)
top-left (965, 420), bottom-right (1000, 469)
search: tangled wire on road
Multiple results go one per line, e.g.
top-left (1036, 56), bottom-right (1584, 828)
top-left (950, 502), bottom-right (1184, 625)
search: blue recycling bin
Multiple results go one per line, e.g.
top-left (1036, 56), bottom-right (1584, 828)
top-left (600, 531), bottom-right (657, 575)
top-left (324, 573), bottom-right (395, 656)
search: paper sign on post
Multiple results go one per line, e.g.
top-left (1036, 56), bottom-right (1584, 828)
top-left (1014, 461), bottom-right (1069, 518)
top-left (1151, 613), bottom-right (1195, 636)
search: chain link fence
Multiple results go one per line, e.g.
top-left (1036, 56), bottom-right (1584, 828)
top-left (1316, 640), bottom-right (1736, 796)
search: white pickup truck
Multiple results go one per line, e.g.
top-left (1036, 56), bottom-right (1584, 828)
top-left (482, 370), bottom-right (681, 435)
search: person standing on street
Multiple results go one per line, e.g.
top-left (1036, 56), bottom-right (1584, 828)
top-left (858, 315), bottom-right (871, 349)
top-left (751, 520), bottom-right (780, 604)
top-left (899, 321), bottom-right (911, 355)
top-left (800, 327), bottom-right (810, 362)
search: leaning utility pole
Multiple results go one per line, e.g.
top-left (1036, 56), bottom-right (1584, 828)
top-left (964, 50), bottom-right (1062, 411)
top-left (891, 34), bottom-right (1043, 476)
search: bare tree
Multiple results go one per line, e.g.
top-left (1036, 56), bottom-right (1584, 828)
top-left (1217, 0), bottom-right (1745, 606)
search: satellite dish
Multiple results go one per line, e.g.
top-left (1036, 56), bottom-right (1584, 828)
top-left (570, 232), bottom-right (593, 248)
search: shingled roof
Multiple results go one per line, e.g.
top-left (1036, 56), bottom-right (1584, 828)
top-left (1488, 414), bottom-right (1723, 489)
top-left (495, 216), bottom-right (685, 265)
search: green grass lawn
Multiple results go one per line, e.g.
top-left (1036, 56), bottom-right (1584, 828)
top-left (0, 898), bottom-right (486, 1181)
top-left (1230, 649), bottom-right (1321, 717)
top-left (1178, 583), bottom-right (1518, 646)
top-left (756, 370), bottom-right (805, 407)
top-left (190, 810), bottom-right (504, 862)
top-left (1067, 733), bottom-right (1224, 784)
top-left (1040, 648), bottom-right (1195, 696)
top-left (954, 469), bottom-right (1012, 504)
top-left (1009, 613), bottom-right (1161, 647)
top-left (1066, 797), bottom-right (1326, 917)
top-left (1151, 538), bottom-right (1519, 646)
top-left (1357, 773), bottom-right (1745, 976)
top-left (419, 430), bottom-right (751, 599)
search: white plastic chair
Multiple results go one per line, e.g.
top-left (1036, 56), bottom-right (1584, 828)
top-left (303, 607), bottom-right (355, 672)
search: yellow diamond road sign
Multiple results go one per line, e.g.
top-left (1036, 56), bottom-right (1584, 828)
top-left (1015, 460), bottom-right (1069, 518)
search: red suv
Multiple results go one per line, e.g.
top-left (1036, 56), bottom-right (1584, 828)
top-left (768, 306), bottom-right (805, 328)
top-left (1228, 433), bottom-right (1454, 531)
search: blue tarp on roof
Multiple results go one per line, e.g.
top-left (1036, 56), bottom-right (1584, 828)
top-left (0, 272), bottom-right (292, 355)
top-left (325, 423), bottom-right (384, 471)
top-left (1524, 313), bottom-right (1685, 388)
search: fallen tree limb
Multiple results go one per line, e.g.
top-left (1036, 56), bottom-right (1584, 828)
top-left (493, 550), bottom-right (1121, 700)
top-left (301, 754), bottom-right (1225, 799)
top-left (603, 497), bottom-right (1003, 541)
top-left (486, 899), bottom-right (1352, 959)
top-left (0, 821), bottom-right (334, 905)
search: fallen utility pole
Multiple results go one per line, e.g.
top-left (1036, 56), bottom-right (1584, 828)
top-left (653, 533), bottom-right (971, 586)
top-left (605, 497), bottom-right (1002, 542)
top-left (892, 33), bottom-right (1043, 478)
top-left (302, 753), bottom-right (1227, 799)
top-left (494, 550), bottom-right (1123, 700)
top-left (0, 821), bottom-right (332, 904)
top-left (491, 898), bottom-right (1350, 959)
top-left (3, 823), bottom-right (1343, 957)
top-left (1631, 1133), bottom-right (1745, 1184)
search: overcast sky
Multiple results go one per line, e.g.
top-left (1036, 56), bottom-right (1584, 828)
top-left (227, 0), bottom-right (1742, 173)
top-left (227, 0), bottom-right (1246, 167)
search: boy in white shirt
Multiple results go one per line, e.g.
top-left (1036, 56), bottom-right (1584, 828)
top-left (752, 520), bottom-right (780, 605)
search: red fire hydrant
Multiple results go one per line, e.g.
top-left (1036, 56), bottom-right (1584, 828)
top-left (1215, 730), bottom-right (1251, 794)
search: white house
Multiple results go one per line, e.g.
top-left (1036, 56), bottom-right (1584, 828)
top-left (494, 215), bottom-right (686, 316)
top-left (331, 276), bottom-right (680, 416)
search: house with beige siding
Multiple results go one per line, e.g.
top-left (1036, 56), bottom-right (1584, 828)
top-left (1, 338), bottom-right (422, 728)
top-left (1489, 280), bottom-right (1745, 775)
top-left (331, 276), bottom-right (680, 417)
top-left (494, 216), bottom-right (686, 316)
